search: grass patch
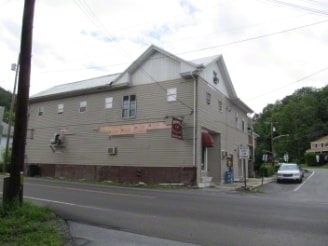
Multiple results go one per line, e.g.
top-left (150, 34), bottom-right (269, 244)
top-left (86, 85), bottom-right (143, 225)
top-left (301, 163), bottom-right (328, 169)
top-left (0, 201), bottom-right (70, 246)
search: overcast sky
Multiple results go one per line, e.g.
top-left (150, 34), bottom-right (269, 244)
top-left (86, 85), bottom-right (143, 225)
top-left (0, 0), bottom-right (327, 114)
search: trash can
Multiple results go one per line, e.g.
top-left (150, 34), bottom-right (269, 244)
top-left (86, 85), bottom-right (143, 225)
top-left (225, 171), bottom-right (233, 184)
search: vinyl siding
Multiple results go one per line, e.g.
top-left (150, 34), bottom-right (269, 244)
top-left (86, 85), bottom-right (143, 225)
top-left (132, 52), bottom-right (181, 85)
top-left (26, 79), bottom-right (195, 167)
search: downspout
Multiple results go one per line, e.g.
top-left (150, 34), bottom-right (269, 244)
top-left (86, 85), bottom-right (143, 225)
top-left (191, 71), bottom-right (198, 185)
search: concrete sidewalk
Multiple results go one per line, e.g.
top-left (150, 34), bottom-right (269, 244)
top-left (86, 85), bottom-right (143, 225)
top-left (212, 176), bottom-right (275, 191)
top-left (68, 221), bottom-right (200, 246)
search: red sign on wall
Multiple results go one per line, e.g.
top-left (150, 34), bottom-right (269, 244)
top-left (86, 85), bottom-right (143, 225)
top-left (171, 117), bottom-right (183, 140)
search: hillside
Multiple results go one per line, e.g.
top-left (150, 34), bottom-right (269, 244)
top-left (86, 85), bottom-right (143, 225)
top-left (253, 86), bottom-right (328, 167)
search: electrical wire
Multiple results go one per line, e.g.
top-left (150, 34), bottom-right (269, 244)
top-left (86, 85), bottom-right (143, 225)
top-left (178, 19), bottom-right (328, 55)
top-left (0, 0), bottom-right (11, 7)
top-left (258, 0), bottom-right (328, 16)
top-left (73, 0), bottom-right (194, 111)
top-left (246, 65), bottom-right (328, 102)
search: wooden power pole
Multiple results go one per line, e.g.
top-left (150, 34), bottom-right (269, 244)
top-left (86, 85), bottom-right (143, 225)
top-left (4, 0), bottom-right (36, 205)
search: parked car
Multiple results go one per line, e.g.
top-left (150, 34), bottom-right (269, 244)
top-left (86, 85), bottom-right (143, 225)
top-left (277, 163), bottom-right (303, 183)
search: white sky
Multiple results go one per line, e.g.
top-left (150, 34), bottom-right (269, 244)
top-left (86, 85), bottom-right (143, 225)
top-left (0, 0), bottom-right (327, 114)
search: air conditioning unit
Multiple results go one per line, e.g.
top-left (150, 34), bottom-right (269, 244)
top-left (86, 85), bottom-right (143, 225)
top-left (50, 132), bottom-right (64, 146)
top-left (108, 147), bottom-right (117, 155)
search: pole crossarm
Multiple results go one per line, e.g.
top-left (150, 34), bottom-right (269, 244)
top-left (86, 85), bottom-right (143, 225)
top-left (272, 134), bottom-right (289, 141)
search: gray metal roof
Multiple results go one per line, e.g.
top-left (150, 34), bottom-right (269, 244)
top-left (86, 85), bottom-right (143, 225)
top-left (190, 55), bottom-right (220, 67)
top-left (30, 48), bottom-right (220, 100)
top-left (31, 73), bottom-right (120, 98)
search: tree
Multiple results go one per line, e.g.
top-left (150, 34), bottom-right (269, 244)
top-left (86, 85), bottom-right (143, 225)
top-left (253, 86), bottom-right (328, 165)
top-left (0, 87), bottom-right (13, 123)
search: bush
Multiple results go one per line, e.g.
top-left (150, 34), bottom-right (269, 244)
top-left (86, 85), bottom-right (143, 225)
top-left (260, 163), bottom-right (275, 177)
top-left (304, 152), bottom-right (325, 166)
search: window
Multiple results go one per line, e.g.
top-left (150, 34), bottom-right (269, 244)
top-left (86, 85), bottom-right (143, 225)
top-left (242, 118), bottom-right (245, 132)
top-left (218, 100), bottom-right (223, 112)
top-left (26, 129), bottom-right (34, 139)
top-left (167, 88), bottom-right (177, 102)
top-left (206, 92), bottom-right (211, 105)
top-left (122, 95), bottom-right (136, 118)
top-left (79, 101), bottom-right (87, 113)
top-left (58, 104), bottom-right (64, 114)
top-left (37, 106), bottom-right (44, 116)
top-left (105, 97), bottom-right (113, 109)
top-left (235, 113), bottom-right (239, 129)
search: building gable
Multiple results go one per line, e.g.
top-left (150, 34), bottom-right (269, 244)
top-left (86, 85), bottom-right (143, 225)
top-left (114, 45), bottom-right (198, 86)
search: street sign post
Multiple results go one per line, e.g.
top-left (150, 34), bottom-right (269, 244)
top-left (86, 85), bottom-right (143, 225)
top-left (239, 146), bottom-right (249, 159)
top-left (239, 146), bottom-right (249, 189)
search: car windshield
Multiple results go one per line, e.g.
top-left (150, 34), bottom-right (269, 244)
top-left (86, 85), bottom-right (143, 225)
top-left (279, 164), bottom-right (298, 170)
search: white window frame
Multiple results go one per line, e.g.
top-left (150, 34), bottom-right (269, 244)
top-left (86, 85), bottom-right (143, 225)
top-left (37, 106), bottom-right (44, 116)
top-left (167, 88), bottom-right (177, 102)
top-left (218, 100), bottom-right (223, 112)
top-left (79, 101), bottom-right (87, 113)
top-left (235, 113), bottom-right (239, 129)
top-left (122, 95), bottom-right (136, 119)
top-left (105, 97), bottom-right (113, 109)
top-left (206, 92), bottom-right (211, 105)
top-left (58, 104), bottom-right (64, 114)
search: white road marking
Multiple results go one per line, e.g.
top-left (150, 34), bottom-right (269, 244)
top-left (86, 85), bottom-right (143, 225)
top-left (24, 195), bottom-right (76, 206)
top-left (294, 170), bottom-right (315, 192)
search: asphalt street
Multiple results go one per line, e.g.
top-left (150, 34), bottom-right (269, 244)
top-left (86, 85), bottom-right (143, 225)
top-left (0, 168), bottom-right (327, 246)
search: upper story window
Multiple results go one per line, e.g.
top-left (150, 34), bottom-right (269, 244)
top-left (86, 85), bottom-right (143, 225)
top-left (105, 97), bottom-right (113, 109)
top-left (167, 88), bottom-right (177, 102)
top-left (235, 113), bottom-right (239, 129)
top-left (58, 104), bottom-right (64, 114)
top-left (79, 101), bottom-right (87, 113)
top-left (206, 92), bottom-right (211, 105)
top-left (218, 100), bottom-right (223, 112)
top-left (242, 118), bottom-right (245, 132)
top-left (37, 106), bottom-right (44, 116)
top-left (122, 95), bottom-right (136, 119)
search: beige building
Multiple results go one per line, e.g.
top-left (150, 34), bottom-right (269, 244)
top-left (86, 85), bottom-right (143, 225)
top-left (306, 136), bottom-right (328, 153)
top-left (26, 45), bottom-right (254, 187)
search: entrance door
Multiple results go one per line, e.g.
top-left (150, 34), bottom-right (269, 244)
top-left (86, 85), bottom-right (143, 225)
top-left (201, 146), bottom-right (208, 171)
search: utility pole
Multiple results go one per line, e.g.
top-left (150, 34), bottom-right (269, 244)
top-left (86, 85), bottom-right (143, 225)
top-left (265, 121), bottom-right (277, 166)
top-left (4, 0), bottom-right (36, 205)
top-left (3, 60), bottom-right (20, 173)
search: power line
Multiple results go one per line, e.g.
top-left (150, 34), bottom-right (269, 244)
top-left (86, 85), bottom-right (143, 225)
top-left (178, 19), bottom-right (328, 55)
top-left (246, 65), bottom-right (328, 102)
top-left (258, 0), bottom-right (328, 16)
top-left (72, 0), bottom-right (194, 112)
top-left (0, 0), bottom-right (11, 7)
top-left (30, 17), bottom-right (327, 75)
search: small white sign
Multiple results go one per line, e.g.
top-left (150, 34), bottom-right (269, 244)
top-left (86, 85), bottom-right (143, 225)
top-left (239, 146), bottom-right (249, 158)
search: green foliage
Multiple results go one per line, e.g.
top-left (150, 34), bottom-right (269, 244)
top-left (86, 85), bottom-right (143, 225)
top-left (0, 87), bottom-right (12, 111)
top-left (0, 87), bottom-right (13, 123)
top-left (305, 152), bottom-right (326, 166)
top-left (0, 202), bottom-right (64, 246)
top-left (260, 163), bottom-right (275, 177)
top-left (254, 86), bottom-right (328, 167)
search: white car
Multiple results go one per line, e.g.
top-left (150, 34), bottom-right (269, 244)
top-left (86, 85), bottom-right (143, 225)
top-left (277, 163), bottom-right (303, 183)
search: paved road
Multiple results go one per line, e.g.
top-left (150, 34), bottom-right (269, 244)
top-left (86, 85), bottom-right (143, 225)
top-left (1, 169), bottom-right (327, 246)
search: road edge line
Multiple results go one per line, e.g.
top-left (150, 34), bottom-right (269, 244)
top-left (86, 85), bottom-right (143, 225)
top-left (294, 170), bottom-right (315, 192)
